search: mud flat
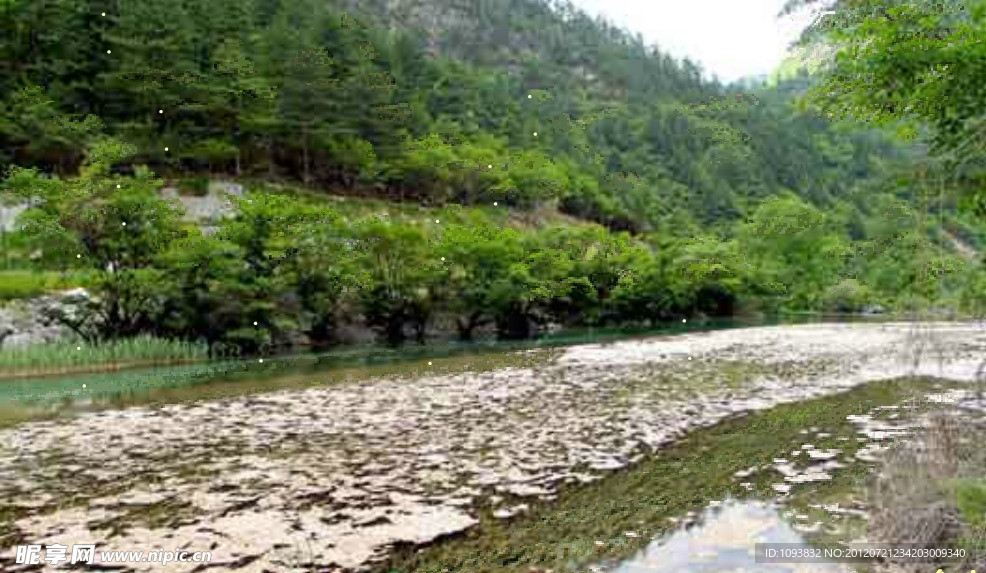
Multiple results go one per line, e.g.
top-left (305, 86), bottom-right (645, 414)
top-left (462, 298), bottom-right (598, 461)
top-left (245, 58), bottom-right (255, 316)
top-left (0, 322), bottom-right (984, 572)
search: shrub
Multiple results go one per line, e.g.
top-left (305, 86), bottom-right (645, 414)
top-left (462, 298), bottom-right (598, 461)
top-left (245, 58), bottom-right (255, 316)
top-left (821, 278), bottom-right (873, 313)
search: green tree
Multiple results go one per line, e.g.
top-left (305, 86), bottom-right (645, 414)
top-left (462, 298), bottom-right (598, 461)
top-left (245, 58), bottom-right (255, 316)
top-left (356, 219), bottom-right (434, 345)
top-left (284, 213), bottom-right (364, 346)
top-left (216, 192), bottom-right (330, 352)
top-left (0, 85), bottom-right (103, 173)
top-left (3, 137), bottom-right (183, 341)
top-left (434, 219), bottom-right (524, 340)
top-left (204, 38), bottom-right (277, 176)
top-left (157, 233), bottom-right (245, 357)
top-left (738, 195), bottom-right (850, 310)
top-left (787, 0), bottom-right (986, 150)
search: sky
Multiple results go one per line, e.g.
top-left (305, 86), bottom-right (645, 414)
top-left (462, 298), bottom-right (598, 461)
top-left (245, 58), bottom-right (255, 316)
top-left (567, 0), bottom-right (818, 84)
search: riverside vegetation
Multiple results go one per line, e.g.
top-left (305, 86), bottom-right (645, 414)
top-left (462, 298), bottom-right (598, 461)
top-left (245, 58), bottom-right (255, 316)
top-left (1, 0), bottom-right (986, 363)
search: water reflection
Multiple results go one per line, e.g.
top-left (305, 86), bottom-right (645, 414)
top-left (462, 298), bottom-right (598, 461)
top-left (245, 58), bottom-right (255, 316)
top-left (608, 500), bottom-right (852, 573)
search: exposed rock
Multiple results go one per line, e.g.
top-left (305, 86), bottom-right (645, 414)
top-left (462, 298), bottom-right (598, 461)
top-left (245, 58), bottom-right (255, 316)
top-left (0, 200), bottom-right (29, 232)
top-left (0, 289), bottom-right (90, 348)
top-left (492, 504), bottom-right (529, 519)
top-left (805, 449), bottom-right (840, 461)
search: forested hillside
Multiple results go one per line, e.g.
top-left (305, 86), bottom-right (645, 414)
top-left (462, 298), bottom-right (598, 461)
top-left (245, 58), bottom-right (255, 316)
top-left (0, 0), bottom-right (913, 229)
top-left (1, 0), bottom-right (983, 355)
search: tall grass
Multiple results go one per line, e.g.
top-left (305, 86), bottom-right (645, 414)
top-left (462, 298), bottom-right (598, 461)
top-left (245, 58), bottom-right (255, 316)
top-left (866, 412), bottom-right (986, 573)
top-left (0, 335), bottom-right (209, 374)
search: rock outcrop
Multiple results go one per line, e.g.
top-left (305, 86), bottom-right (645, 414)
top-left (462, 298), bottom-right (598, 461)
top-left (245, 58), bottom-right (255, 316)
top-left (0, 288), bottom-right (90, 348)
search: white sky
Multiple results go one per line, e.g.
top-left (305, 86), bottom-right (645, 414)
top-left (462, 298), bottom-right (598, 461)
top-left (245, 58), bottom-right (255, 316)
top-left (567, 0), bottom-right (817, 83)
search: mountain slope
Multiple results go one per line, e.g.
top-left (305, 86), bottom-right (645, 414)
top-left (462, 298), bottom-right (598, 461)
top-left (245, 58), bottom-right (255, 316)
top-left (1, 0), bottom-right (983, 356)
top-left (0, 0), bottom-right (912, 236)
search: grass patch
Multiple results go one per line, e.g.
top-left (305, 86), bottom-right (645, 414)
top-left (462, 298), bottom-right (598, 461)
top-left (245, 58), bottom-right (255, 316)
top-left (0, 335), bottom-right (209, 377)
top-left (955, 479), bottom-right (986, 529)
top-left (246, 180), bottom-right (587, 231)
top-left (375, 378), bottom-right (949, 573)
top-left (0, 270), bottom-right (88, 301)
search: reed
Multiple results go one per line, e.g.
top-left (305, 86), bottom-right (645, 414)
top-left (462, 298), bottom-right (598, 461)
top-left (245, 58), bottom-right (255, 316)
top-left (0, 335), bottom-right (209, 374)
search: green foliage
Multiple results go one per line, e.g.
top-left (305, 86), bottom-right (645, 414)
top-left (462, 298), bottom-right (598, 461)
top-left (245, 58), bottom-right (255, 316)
top-left (0, 271), bottom-right (85, 301)
top-left (821, 278), bottom-right (874, 313)
top-left (1, 0), bottom-right (984, 358)
top-left (0, 0), bottom-right (918, 234)
top-left (955, 478), bottom-right (986, 529)
top-left (2, 139), bottom-right (185, 341)
top-left (0, 85), bottom-right (103, 173)
top-left (792, 0), bottom-right (986, 148)
top-left (791, 0), bottom-right (986, 212)
top-left (356, 219), bottom-right (435, 344)
top-left (738, 195), bottom-right (852, 310)
top-left (433, 220), bottom-right (524, 339)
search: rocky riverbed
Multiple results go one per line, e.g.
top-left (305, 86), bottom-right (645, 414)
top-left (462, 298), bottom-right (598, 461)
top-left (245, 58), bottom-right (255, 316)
top-left (0, 322), bottom-right (984, 572)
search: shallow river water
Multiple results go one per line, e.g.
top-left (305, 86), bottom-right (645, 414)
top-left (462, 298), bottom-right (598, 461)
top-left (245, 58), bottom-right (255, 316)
top-left (609, 500), bottom-right (850, 573)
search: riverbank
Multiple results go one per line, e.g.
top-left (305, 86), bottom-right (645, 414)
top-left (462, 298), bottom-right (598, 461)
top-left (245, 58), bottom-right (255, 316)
top-left (0, 312), bottom-right (901, 383)
top-left (0, 322), bottom-right (983, 572)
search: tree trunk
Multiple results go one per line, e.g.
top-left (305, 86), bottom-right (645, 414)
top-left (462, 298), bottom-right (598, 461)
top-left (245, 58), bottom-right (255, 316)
top-left (385, 312), bottom-right (405, 347)
top-left (1, 227), bottom-right (7, 270)
top-left (456, 311), bottom-right (483, 341)
top-left (234, 98), bottom-right (242, 177)
top-left (302, 121), bottom-right (310, 186)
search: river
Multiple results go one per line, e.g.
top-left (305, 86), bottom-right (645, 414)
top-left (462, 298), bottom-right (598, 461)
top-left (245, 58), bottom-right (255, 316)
top-left (0, 321), bottom-right (984, 572)
top-left (0, 315), bottom-right (886, 425)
